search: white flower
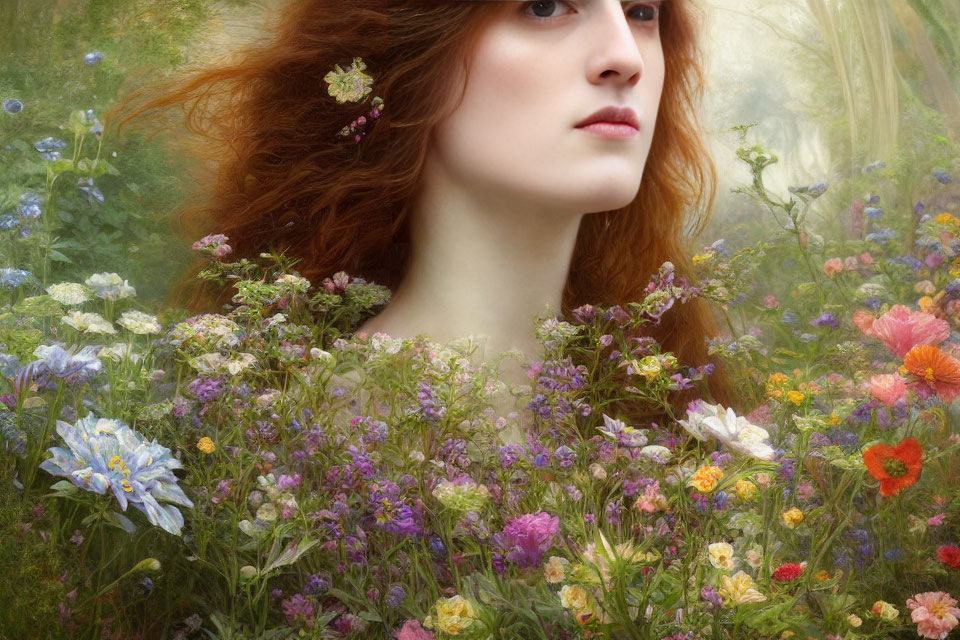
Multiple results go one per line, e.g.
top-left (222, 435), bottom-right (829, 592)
top-left (708, 542), bottom-right (735, 570)
top-left (98, 343), bottom-right (142, 364)
top-left (84, 272), bottom-right (136, 301)
top-left (118, 310), bottom-right (162, 335)
top-left (190, 352), bottom-right (257, 376)
top-left (639, 445), bottom-right (672, 463)
top-left (46, 282), bottom-right (91, 305)
top-left (61, 310), bottom-right (116, 334)
top-left (677, 400), bottom-right (725, 441)
top-left (700, 405), bottom-right (776, 461)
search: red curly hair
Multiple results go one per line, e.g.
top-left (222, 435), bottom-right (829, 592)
top-left (109, 0), bottom-right (737, 413)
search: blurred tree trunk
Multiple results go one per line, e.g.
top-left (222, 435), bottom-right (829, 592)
top-left (891, 0), bottom-right (960, 143)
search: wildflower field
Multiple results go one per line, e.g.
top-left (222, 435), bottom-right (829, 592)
top-left (4, 2), bottom-right (960, 640)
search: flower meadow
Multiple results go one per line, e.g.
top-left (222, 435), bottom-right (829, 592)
top-left (5, 57), bottom-right (960, 640)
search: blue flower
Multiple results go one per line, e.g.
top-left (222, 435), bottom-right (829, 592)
top-left (39, 415), bottom-right (194, 535)
top-left (934, 170), bottom-right (952, 184)
top-left (0, 268), bottom-right (31, 288)
top-left (864, 207), bottom-right (883, 220)
top-left (780, 309), bottom-right (799, 325)
top-left (19, 344), bottom-right (102, 388)
top-left (77, 178), bottom-right (104, 205)
top-left (0, 215), bottom-right (20, 231)
top-left (34, 137), bottom-right (67, 153)
top-left (84, 51), bottom-right (105, 66)
top-left (865, 228), bottom-right (896, 245)
top-left (2, 98), bottom-right (23, 114)
top-left (810, 312), bottom-right (840, 330)
top-left (915, 201), bottom-right (925, 217)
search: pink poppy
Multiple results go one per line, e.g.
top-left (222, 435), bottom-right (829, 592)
top-left (868, 305), bottom-right (951, 358)
top-left (853, 309), bottom-right (877, 336)
top-left (823, 257), bottom-right (844, 277)
top-left (868, 373), bottom-right (907, 407)
top-left (394, 620), bottom-right (435, 640)
top-left (906, 591), bottom-right (960, 639)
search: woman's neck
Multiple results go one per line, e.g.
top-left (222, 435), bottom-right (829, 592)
top-left (357, 163), bottom-right (586, 366)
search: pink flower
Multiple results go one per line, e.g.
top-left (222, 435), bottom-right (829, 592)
top-left (745, 403), bottom-right (771, 425)
top-left (393, 620), bottom-right (435, 640)
top-left (869, 373), bottom-right (907, 407)
top-left (906, 591), bottom-right (960, 639)
top-left (867, 305), bottom-right (951, 358)
top-left (853, 309), bottom-right (877, 335)
top-left (824, 257), bottom-right (845, 277)
top-left (859, 252), bottom-right (875, 266)
top-left (929, 513), bottom-right (947, 527)
top-left (763, 295), bottom-right (780, 309)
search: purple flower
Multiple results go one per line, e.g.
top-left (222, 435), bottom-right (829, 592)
top-left (386, 584), bottom-right (406, 607)
top-left (810, 312), bottom-right (839, 330)
top-left (281, 594), bottom-right (315, 627)
top-left (493, 512), bottom-right (559, 568)
top-left (187, 377), bottom-right (224, 402)
top-left (553, 445), bottom-right (576, 468)
top-left (701, 585), bottom-right (722, 608)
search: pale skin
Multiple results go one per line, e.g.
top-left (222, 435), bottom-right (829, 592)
top-left (356, 0), bottom-right (666, 432)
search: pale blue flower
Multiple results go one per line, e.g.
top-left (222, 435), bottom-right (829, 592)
top-left (2, 98), bottom-right (23, 114)
top-left (34, 137), bottom-right (67, 153)
top-left (84, 51), bottom-right (105, 66)
top-left (77, 177), bottom-right (104, 204)
top-left (39, 415), bottom-right (194, 535)
top-left (19, 344), bottom-right (102, 388)
top-left (0, 268), bottom-right (31, 288)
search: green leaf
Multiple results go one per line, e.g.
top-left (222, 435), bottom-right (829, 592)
top-left (106, 510), bottom-right (137, 535)
top-left (49, 480), bottom-right (78, 494)
top-left (48, 250), bottom-right (73, 264)
top-left (261, 537), bottom-right (320, 575)
top-left (357, 611), bottom-right (383, 623)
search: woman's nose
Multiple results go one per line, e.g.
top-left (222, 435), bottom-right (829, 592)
top-left (585, 2), bottom-right (645, 86)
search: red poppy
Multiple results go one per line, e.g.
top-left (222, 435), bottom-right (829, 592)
top-left (901, 345), bottom-right (960, 403)
top-left (938, 545), bottom-right (960, 569)
top-left (772, 563), bottom-right (805, 581)
top-left (862, 437), bottom-right (923, 497)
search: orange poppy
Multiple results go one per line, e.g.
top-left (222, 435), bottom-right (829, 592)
top-left (862, 437), bottom-right (923, 497)
top-left (901, 345), bottom-right (960, 403)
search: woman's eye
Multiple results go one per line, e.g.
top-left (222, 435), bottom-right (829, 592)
top-left (523, 1), bottom-right (661, 24)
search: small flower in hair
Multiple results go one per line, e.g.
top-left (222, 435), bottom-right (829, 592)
top-left (324, 57), bottom-right (374, 104)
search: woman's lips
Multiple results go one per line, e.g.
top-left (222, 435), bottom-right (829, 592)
top-left (575, 121), bottom-right (638, 139)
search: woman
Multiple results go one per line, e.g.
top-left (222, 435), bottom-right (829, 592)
top-left (111, 0), bottom-right (734, 424)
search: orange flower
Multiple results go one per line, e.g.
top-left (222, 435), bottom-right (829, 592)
top-left (901, 345), bottom-right (960, 403)
top-left (862, 437), bottom-right (923, 497)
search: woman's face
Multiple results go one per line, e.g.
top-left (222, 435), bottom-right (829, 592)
top-left (429, 0), bottom-right (666, 215)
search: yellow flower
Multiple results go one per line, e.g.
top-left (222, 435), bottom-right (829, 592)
top-left (827, 413), bottom-right (841, 426)
top-left (559, 585), bottom-right (589, 611)
top-left (689, 465), bottom-right (724, 493)
top-left (847, 613), bottom-right (862, 628)
top-left (708, 542), bottom-right (735, 570)
top-left (918, 295), bottom-right (936, 314)
top-left (936, 213), bottom-right (960, 226)
top-left (718, 571), bottom-right (768, 606)
top-left (544, 556), bottom-right (569, 584)
top-left (196, 436), bottom-right (215, 454)
top-left (692, 252), bottom-right (713, 264)
top-left (814, 570), bottom-right (830, 582)
top-left (782, 507), bottom-right (804, 528)
top-left (423, 595), bottom-right (477, 636)
top-left (787, 390), bottom-right (806, 406)
top-left (871, 600), bottom-right (900, 621)
top-left (765, 389), bottom-right (784, 400)
top-left (767, 372), bottom-right (790, 386)
top-left (732, 479), bottom-right (758, 501)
